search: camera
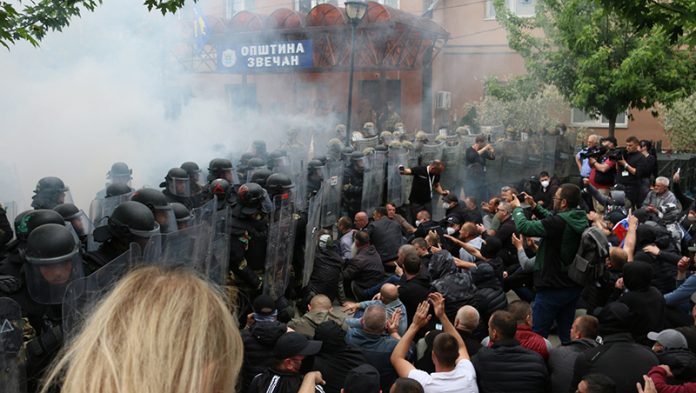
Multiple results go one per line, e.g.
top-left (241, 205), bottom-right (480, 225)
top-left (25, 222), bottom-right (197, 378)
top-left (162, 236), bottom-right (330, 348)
top-left (398, 165), bottom-right (405, 174)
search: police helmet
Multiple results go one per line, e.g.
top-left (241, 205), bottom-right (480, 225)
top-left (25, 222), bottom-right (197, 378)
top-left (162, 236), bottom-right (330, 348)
top-left (15, 209), bottom-right (65, 241)
top-left (266, 173), bottom-right (294, 196)
top-left (106, 183), bottom-right (133, 198)
top-left (250, 168), bottom-right (273, 188)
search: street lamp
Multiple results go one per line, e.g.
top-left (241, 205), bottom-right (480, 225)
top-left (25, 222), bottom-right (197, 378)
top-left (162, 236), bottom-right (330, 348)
top-left (344, 0), bottom-right (368, 147)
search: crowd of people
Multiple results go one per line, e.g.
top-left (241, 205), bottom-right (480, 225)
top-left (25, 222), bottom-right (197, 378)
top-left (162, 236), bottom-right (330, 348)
top-left (1, 130), bottom-right (696, 393)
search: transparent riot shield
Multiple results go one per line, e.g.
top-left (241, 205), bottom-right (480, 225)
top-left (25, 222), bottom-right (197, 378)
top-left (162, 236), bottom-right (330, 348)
top-left (361, 150), bottom-right (386, 214)
top-left (212, 203), bottom-right (231, 240)
top-left (263, 194), bottom-right (296, 300)
top-left (303, 187), bottom-right (323, 287)
top-left (321, 160), bottom-right (343, 228)
top-left (402, 149), bottom-right (418, 205)
top-left (88, 192), bottom-right (134, 227)
top-left (387, 148), bottom-right (407, 207)
top-left (206, 233), bottom-right (230, 286)
top-left (441, 140), bottom-right (461, 197)
top-left (191, 198), bottom-right (216, 227)
top-left (142, 224), bottom-right (213, 269)
top-left (62, 244), bottom-right (140, 337)
top-left (420, 142), bottom-right (444, 165)
top-left (0, 297), bottom-right (25, 393)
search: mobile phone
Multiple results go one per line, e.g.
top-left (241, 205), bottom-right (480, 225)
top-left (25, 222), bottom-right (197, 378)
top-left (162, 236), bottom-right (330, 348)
top-left (435, 323), bottom-right (443, 331)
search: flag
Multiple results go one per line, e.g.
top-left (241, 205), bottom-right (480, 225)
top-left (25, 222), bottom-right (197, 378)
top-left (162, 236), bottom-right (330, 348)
top-left (192, 4), bottom-right (208, 51)
top-left (612, 218), bottom-right (629, 246)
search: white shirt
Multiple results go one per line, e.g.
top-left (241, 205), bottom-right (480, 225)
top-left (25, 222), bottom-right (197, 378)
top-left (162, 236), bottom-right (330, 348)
top-left (408, 359), bottom-right (479, 393)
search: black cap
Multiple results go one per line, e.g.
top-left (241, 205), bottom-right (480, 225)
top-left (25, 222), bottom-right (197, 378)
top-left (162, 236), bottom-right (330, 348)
top-left (446, 215), bottom-right (461, 225)
top-left (273, 332), bottom-right (322, 359)
top-left (343, 364), bottom-right (381, 393)
top-left (252, 294), bottom-right (276, 316)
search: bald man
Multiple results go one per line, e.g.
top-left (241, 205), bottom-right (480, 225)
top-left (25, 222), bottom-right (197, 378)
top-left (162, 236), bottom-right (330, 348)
top-left (354, 211), bottom-right (369, 231)
top-left (344, 283), bottom-right (408, 336)
top-left (454, 305), bottom-right (483, 356)
top-left (288, 294), bottom-right (349, 338)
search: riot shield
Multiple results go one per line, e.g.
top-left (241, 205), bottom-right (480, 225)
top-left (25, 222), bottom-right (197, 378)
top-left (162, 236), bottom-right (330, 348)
top-left (62, 244), bottom-right (140, 337)
top-left (0, 297), bottom-right (25, 393)
top-left (263, 194), bottom-right (296, 300)
top-left (88, 192), bottom-right (134, 226)
top-left (320, 160), bottom-right (343, 228)
top-left (419, 142), bottom-right (444, 165)
top-left (142, 224), bottom-right (213, 269)
top-left (361, 150), bottom-right (386, 214)
top-left (402, 149), bottom-right (418, 205)
top-left (387, 148), bottom-right (407, 207)
top-left (212, 203), bottom-right (231, 240)
top-left (303, 187), bottom-right (323, 287)
top-left (191, 198), bottom-right (216, 227)
top-left (205, 233), bottom-right (230, 286)
top-left (441, 140), bottom-right (461, 197)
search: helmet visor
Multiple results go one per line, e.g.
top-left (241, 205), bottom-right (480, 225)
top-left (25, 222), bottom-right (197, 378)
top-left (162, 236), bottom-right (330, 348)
top-left (25, 249), bottom-right (84, 305)
top-left (168, 177), bottom-right (191, 198)
top-left (154, 206), bottom-right (177, 234)
top-left (65, 209), bottom-right (94, 238)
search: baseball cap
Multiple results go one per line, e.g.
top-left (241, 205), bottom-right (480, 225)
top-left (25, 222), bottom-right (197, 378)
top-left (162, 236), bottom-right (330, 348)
top-left (648, 329), bottom-right (688, 349)
top-left (446, 215), bottom-right (462, 225)
top-left (273, 332), bottom-right (322, 359)
top-left (252, 294), bottom-right (276, 317)
top-left (343, 364), bottom-right (381, 393)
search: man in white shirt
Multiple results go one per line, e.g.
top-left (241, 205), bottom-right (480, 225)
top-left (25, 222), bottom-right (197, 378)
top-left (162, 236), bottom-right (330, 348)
top-left (390, 292), bottom-right (479, 393)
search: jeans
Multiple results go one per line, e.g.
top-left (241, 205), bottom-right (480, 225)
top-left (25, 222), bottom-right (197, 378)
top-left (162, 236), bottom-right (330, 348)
top-left (364, 275), bottom-right (401, 298)
top-left (532, 286), bottom-right (582, 344)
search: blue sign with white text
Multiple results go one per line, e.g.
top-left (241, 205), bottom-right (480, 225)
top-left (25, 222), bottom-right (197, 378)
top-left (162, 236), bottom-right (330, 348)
top-left (217, 40), bottom-right (314, 72)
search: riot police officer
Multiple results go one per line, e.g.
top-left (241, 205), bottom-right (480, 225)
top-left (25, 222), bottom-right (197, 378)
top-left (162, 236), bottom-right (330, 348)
top-left (342, 152), bottom-right (366, 218)
top-left (131, 188), bottom-right (177, 234)
top-left (84, 201), bottom-right (160, 272)
top-left (95, 162), bottom-right (134, 199)
top-left (31, 176), bottom-right (72, 210)
top-left (160, 167), bottom-right (194, 209)
top-left (207, 158), bottom-right (237, 184)
top-left (171, 202), bottom-right (194, 230)
top-left (249, 168), bottom-right (273, 190)
top-left (306, 159), bottom-right (325, 200)
top-left (181, 161), bottom-right (205, 207)
top-left (54, 203), bottom-right (93, 246)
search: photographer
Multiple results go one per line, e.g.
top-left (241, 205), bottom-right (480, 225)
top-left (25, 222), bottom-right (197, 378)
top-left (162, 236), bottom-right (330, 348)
top-left (616, 136), bottom-right (647, 209)
top-left (587, 136), bottom-right (618, 213)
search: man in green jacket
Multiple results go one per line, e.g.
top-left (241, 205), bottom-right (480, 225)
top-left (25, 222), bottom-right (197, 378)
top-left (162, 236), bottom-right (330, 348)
top-left (510, 183), bottom-right (588, 344)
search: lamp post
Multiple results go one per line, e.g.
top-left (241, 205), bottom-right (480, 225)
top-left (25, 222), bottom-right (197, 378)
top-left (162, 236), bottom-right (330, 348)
top-left (344, 0), bottom-right (368, 147)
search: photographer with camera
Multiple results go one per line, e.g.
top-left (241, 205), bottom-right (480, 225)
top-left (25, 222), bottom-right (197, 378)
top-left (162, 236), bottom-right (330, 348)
top-left (616, 136), bottom-right (647, 209)
top-left (587, 136), bottom-right (618, 213)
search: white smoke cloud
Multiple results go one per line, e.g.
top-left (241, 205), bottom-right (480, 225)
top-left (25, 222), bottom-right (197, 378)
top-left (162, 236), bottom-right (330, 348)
top-left (0, 0), bottom-right (336, 213)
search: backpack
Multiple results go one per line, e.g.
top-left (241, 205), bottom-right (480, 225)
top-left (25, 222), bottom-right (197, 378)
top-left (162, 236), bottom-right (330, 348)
top-left (568, 226), bottom-right (610, 286)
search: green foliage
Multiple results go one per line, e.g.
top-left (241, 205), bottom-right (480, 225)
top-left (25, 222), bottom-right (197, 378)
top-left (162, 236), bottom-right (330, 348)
top-left (598, 0), bottom-right (696, 46)
top-left (662, 93), bottom-right (696, 152)
top-left (493, 0), bottom-right (696, 137)
top-left (484, 75), bottom-right (543, 102)
top-left (471, 83), bottom-right (567, 133)
top-left (0, 0), bottom-right (192, 49)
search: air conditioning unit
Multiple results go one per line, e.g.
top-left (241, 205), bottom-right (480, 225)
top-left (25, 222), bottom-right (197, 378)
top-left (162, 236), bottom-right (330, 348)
top-left (435, 91), bottom-right (451, 110)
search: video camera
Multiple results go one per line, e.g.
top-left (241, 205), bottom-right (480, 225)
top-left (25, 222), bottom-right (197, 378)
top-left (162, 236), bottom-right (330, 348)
top-left (579, 146), bottom-right (626, 161)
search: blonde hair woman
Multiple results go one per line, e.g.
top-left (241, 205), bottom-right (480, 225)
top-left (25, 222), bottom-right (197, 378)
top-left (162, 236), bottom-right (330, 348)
top-left (41, 266), bottom-right (243, 393)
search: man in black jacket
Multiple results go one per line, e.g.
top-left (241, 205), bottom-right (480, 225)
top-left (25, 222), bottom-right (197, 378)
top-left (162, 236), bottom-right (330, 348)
top-left (548, 315), bottom-right (599, 393)
top-left (311, 321), bottom-right (368, 393)
top-left (367, 207), bottom-right (405, 268)
top-left (248, 331), bottom-right (324, 393)
top-left (571, 302), bottom-right (658, 393)
top-left (303, 233), bottom-right (344, 305)
top-left (616, 136), bottom-right (647, 208)
top-left (471, 310), bottom-right (548, 393)
top-left (400, 160), bottom-right (449, 219)
top-left (342, 231), bottom-right (385, 301)
top-left (241, 295), bottom-right (289, 392)
top-left (398, 252), bottom-right (431, 338)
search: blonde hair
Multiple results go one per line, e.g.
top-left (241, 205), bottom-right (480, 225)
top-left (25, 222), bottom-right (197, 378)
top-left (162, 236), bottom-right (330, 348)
top-left (41, 266), bottom-right (243, 393)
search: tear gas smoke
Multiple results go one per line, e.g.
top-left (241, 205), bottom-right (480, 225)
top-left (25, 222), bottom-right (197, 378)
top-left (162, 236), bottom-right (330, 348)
top-left (0, 0), bottom-right (340, 212)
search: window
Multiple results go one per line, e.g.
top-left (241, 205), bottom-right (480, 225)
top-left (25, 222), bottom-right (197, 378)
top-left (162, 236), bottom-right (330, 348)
top-left (379, 0), bottom-right (400, 8)
top-left (484, 0), bottom-right (536, 19)
top-left (226, 0), bottom-right (255, 17)
top-left (296, 0), bottom-right (338, 11)
top-left (571, 108), bottom-right (629, 128)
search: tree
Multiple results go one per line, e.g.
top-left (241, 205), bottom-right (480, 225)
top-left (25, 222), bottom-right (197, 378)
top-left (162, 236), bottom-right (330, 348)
top-left (493, 0), bottom-right (696, 137)
top-left (662, 93), bottom-right (696, 151)
top-left (0, 0), bottom-right (188, 48)
top-left (597, 0), bottom-right (696, 46)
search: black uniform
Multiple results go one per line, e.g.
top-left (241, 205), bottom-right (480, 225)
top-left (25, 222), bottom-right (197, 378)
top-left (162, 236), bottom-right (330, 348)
top-left (342, 165), bottom-right (364, 218)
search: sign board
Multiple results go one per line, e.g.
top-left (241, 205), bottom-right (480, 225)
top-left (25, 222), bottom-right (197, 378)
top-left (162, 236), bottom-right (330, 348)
top-left (217, 40), bottom-right (313, 72)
